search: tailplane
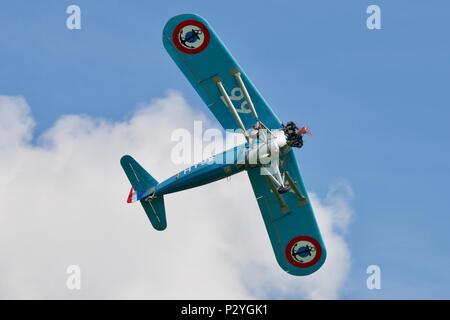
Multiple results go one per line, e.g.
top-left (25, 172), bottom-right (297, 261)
top-left (120, 155), bottom-right (167, 230)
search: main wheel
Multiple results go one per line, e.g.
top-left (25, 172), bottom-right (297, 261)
top-left (277, 185), bottom-right (291, 194)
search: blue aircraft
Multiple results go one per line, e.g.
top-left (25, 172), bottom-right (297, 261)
top-left (121, 14), bottom-right (326, 276)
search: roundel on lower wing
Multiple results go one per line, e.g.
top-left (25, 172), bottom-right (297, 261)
top-left (285, 236), bottom-right (322, 268)
top-left (172, 20), bottom-right (210, 54)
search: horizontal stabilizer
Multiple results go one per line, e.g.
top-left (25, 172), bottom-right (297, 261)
top-left (120, 155), bottom-right (158, 195)
top-left (120, 155), bottom-right (167, 230)
top-left (141, 196), bottom-right (167, 231)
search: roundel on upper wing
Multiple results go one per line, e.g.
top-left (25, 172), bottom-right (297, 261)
top-left (285, 236), bottom-right (322, 268)
top-left (172, 20), bottom-right (210, 54)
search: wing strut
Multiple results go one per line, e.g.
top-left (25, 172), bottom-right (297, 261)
top-left (233, 71), bottom-right (259, 121)
top-left (214, 77), bottom-right (249, 140)
top-left (285, 171), bottom-right (308, 205)
top-left (265, 176), bottom-right (289, 214)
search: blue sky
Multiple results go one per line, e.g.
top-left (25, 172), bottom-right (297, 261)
top-left (1, 1), bottom-right (450, 298)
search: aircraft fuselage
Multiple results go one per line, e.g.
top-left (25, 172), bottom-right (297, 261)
top-left (153, 129), bottom-right (288, 196)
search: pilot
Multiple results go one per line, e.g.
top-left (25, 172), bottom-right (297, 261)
top-left (283, 121), bottom-right (309, 148)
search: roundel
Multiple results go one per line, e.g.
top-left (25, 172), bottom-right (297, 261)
top-left (285, 236), bottom-right (322, 268)
top-left (172, 20), bottom-right (210, 54)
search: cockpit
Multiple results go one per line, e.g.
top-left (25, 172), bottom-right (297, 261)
top-left (283, 121), bottom-right (309, 148)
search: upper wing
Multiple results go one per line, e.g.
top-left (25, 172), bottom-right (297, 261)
top-left (247, 150), bottom-right (326, 276)
top-left (163, 14), bottom-right (282, 130)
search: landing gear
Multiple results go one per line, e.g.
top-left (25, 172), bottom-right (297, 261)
top-left (277, 185), bottom-right (291, 194)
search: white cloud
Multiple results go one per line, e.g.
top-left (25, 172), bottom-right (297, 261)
top-left (0, 96), bottom-right (34, 148)
top-left (0, 92), bottom-right (353, 299)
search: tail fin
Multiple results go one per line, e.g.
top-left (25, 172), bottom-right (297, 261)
top-left (120, 155), bottom-right (167, 231)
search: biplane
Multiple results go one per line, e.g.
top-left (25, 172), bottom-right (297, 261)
top-left (121, 14), bottom-right (326, 276)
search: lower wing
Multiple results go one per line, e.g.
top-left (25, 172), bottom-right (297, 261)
top-left (247, 150), bottom-right (326, 276)
top-left (163, 14), bottom-right (282, 131)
